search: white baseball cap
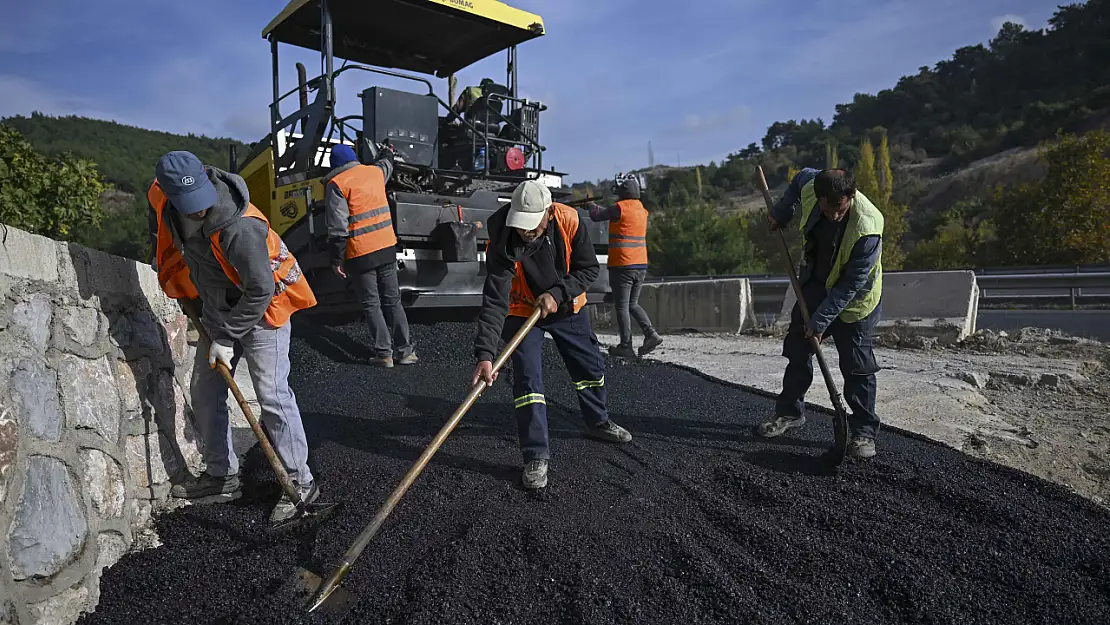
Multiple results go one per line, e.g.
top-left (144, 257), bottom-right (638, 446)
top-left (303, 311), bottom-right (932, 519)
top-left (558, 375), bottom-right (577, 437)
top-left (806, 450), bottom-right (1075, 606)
top-left (506, 180), bottom-right (552, 230)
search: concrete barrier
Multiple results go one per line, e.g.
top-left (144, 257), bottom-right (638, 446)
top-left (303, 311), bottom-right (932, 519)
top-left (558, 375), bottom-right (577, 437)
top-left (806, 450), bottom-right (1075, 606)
top-left (776, 270), bottom-right (979, 343)
top-left (590, 278), bottom-right (755, 335)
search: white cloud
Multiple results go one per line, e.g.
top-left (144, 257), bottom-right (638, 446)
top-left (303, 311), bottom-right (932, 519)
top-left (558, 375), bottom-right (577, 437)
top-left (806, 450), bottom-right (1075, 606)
top-left (990, 13), bottom-right (1026, 34)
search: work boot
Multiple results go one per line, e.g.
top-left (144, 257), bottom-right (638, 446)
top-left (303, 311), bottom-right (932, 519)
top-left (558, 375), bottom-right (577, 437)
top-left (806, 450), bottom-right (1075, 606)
top-left (270, 480), bottom-right (320, 524)
top-left (848, 436), bottom-right (877, 459)
top-left (639, 334), bottom-right (664, 357)
top-left (170, 471), bottom-right (241, 500)
top-left (396, 352), bottom-right (419, 366)
top-left (609, 344), bottom-right (637, 359)
top-left (368, 355), bottom-right (394, 368)
top-left (586, 420), bottom-right (633, 444)
top-left (522, 459), bottom-right (548, 489)
top-left (755, 415), bottom-right (806, 438)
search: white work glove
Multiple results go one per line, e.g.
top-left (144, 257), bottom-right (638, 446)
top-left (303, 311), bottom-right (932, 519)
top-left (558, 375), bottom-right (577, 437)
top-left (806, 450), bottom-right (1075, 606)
top-left (208, 340), bottom-right (234, 370)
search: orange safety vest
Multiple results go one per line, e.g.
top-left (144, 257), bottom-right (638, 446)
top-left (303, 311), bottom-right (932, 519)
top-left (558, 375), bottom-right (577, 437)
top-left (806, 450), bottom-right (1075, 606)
top-left (329, 164), bottom-right (397, 259)
top-left (607, 199), bottom-right (649, 267)
top-left (148, 181), bottom-right (317, 328)
top-left (508, 202), bottom-right (587, 318)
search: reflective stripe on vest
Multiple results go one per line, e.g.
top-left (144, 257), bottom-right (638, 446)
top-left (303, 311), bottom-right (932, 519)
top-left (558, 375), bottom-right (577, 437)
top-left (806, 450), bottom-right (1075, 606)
top-left (147, 180), bottom-right (317, 327)
top-left (148, 182), bottom-right (200, 300)
top-left (508, 202), bottom-right (588, 317)
top-left (799, 179), bottom-right (885, 323)
top-left (330, 164), bottom-right (397, 259)
top-left (607, 199), bottom-right (649, 267)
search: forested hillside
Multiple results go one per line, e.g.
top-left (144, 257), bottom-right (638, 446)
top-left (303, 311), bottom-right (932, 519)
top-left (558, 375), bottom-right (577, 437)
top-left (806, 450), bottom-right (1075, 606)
top-left (1, 1), bottom-right (1107, 271)
top-left (0, 114), bottom-right (250, 259)
top-left (573, 0), bottom-right (1110, 275)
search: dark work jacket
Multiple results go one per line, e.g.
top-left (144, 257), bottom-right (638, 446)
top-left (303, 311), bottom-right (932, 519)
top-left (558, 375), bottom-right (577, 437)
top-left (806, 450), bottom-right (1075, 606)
top-left (473, 205), bottom-right (599, 362)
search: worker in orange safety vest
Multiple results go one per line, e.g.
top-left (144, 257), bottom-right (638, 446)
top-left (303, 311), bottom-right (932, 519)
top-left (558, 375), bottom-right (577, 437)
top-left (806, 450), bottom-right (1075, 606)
top-left (147, 150), bottom-right (318, 523)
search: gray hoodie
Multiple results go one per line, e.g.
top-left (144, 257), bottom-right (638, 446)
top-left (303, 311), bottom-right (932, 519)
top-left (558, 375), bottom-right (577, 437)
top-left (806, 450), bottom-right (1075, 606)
top-left (158, 167), bottom-right (276, 343)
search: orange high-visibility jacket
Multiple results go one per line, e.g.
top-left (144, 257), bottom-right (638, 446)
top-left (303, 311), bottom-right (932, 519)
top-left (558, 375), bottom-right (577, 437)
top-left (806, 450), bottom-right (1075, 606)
top-left (607, 199), bottom-right (648, 267)
top-left (148, 182), bottom-right (317, 328)
top-left (328, 164), bottom-right (398, 259)
top-left (508, 202), bottom-right (587, 317)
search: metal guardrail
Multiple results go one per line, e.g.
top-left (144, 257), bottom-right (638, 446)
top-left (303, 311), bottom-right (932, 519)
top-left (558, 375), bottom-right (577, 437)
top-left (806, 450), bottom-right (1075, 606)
top-left (644, 265), bottom-right (1110, 312)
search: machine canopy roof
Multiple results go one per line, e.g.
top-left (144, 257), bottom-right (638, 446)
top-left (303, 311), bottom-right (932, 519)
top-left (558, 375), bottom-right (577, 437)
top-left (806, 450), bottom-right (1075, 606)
top-left (263, 0), bottom-right (545, 77)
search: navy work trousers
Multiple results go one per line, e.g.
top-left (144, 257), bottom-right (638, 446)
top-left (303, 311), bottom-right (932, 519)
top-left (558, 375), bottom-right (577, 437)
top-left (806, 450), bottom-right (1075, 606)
top-left (776, 282), bottom-right (882, 439)
top-left (503, 311), bottom-right (609, 462)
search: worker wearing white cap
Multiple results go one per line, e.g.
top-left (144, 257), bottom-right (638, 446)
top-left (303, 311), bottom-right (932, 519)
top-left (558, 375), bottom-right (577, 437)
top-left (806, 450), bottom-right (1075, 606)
top-left (472, 180), bottom-right (633, 489)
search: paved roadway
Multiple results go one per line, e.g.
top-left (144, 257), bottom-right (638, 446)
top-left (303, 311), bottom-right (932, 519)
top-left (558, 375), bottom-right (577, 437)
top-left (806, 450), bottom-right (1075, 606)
top-left (978, 309), bottom-right (1110, 341)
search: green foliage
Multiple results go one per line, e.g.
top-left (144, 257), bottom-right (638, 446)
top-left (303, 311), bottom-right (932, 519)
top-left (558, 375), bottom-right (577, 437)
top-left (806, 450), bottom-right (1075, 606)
top-left (1, 112), bottom-right (251, 260)
top-left (989, 129), bottom-right (1110, 265)
top-left (855, 139), bottom-right (880, 201)
top-left (877, 132), bottom-right (894, 205)
top-left (904, 199), bottom-right (995, 269)
top-left (647, 202), bottom-right (766, 276)
top-left (0, 123), bottom-right (107, 240)
top-left (826, 139), bottom-right (839, 169)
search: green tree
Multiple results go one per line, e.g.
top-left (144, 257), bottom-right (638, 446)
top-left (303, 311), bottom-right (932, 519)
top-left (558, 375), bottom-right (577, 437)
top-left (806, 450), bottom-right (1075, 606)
top-left (826, 138), bottom-right (839, 169)
top-left (989, 129), bottom-right (1110, 265)
top-left (877, 131), bottom-right (894, 205)
top-left (904, 199), bottom-right (995, 269)
top-left (0, 124), bottom-right (107, 240)
top-left (855, 138), bottom-right (880, 201)
top-left (648, 202), bottom-right (766, 276)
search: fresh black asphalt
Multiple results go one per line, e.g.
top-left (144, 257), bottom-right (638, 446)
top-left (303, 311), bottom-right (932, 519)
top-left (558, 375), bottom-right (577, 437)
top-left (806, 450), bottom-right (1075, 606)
top-left (82, 321), bottom-right (1110, 624)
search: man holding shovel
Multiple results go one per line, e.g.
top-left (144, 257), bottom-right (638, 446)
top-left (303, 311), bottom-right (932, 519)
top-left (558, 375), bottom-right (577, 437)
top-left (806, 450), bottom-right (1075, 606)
top-left (757, 167), bottom-right (884, 458)
top-left (147, 150), bottom-right (320, 522)
top-left (472, 179), bottom-right (633, 489)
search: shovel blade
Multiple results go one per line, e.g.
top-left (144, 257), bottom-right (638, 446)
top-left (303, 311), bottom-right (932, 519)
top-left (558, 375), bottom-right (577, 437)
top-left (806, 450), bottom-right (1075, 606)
top-left (292, 566), bottom-right (357, 616)
top-left (268, 501), bottom-right (344, 535)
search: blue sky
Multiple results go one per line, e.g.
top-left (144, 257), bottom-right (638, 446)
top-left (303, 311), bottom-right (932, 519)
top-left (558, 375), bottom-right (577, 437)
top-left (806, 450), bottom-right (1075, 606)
top-left (0, 0), bottom-right (1060, 182)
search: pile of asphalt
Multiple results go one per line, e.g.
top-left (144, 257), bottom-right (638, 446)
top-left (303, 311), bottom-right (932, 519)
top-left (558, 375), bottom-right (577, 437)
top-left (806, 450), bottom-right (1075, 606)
top-left (83, 321), bottom-right (1110, 624)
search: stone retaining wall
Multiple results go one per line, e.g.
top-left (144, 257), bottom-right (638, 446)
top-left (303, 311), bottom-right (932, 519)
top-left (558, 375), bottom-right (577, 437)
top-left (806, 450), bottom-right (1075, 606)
top-left (0, 224), bottom-right (254, 624)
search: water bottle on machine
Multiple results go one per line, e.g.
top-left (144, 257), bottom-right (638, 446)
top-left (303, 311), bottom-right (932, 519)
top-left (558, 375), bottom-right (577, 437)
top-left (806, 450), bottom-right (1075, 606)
top-left (474, 146), bottom-right (487, 172)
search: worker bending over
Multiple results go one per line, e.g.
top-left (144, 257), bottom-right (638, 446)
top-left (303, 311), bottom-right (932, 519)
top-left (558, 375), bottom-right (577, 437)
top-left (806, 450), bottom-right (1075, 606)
top-left (587, 174), bottom-right (662, 358)
top-left (472, 180), bottom-right (633, 489)
top-left (324, 143), bottom-right (417, 367)
top-left (759, 168), bottom-right (883, 458)
top-left (147, 150), bottom-right (319, 522)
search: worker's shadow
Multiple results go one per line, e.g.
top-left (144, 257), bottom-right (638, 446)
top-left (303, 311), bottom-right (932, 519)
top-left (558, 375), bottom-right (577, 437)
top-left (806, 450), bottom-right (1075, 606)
top-left (300, 398), bottom-right (521, 485)
top-left (294, 323), bottom-right (371, 364)
top-left (66, 243), bottom-right (198, 500)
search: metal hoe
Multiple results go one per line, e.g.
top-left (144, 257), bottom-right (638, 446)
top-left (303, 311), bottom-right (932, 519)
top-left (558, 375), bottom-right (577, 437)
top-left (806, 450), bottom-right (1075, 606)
top-left (304, 306), bottom-right (545, 613)
top-left (755, 166), bottom-right (849, 467)
top-left (181, 301), bottom-right (342, 532)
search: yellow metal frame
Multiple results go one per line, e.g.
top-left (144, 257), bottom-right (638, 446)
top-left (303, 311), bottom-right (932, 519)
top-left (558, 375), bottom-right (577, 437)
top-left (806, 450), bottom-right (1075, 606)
top-left (262, 0), bottom-right (544, 40)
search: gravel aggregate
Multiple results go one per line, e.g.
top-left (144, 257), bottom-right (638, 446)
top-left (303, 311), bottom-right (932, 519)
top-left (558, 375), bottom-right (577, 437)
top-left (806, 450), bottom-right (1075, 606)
top-left (82, 321), bottom-right (1110, 625)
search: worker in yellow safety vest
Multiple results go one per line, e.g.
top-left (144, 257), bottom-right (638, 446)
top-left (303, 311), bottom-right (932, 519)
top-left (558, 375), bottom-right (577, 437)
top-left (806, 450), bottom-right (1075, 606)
top-left (758, 168), bottom-right (884, 458)
top-left (147, 150), bottom-right (320, 522)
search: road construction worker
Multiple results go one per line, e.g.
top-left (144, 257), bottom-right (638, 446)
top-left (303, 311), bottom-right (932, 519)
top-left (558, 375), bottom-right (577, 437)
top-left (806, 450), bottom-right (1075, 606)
top-left (324, 143), bottom-right (417, 367)
top-left (587, 174), bottom-right (663, 359)
top-left (759, 167), bottom-right (883, 458)
top-left (147, 150), bottom-right (319, 522)
top-left (471, 179), bottom-right (633, 489)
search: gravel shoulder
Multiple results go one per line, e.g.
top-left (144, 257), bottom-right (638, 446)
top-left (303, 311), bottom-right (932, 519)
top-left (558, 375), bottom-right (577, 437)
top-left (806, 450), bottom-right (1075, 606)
top-left (601, 328), bottom-right (1110, 508)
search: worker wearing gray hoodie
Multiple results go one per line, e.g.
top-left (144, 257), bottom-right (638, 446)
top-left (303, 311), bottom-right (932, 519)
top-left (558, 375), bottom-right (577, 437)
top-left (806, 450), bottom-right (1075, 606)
top-left (147, 151), bottom-right (317, 524)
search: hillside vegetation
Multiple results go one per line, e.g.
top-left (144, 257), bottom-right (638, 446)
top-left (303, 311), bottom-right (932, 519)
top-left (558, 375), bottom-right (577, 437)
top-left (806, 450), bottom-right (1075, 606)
top-left (1, 0), bottom-right (1108, 273)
